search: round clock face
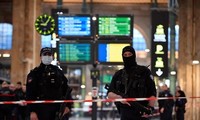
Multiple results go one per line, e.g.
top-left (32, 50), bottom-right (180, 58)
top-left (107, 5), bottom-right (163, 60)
top-left (35, 14), bottom-right (56, 35)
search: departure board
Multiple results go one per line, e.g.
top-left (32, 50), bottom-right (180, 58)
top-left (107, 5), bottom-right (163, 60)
top-left (98, 43), bottom-right (130, 63)
top-left (58, 42), bottom-right (92, 64)
top-left (57, 15), bottom-right (92, 37)
top-left (98, 15), bottom-right (133, 38)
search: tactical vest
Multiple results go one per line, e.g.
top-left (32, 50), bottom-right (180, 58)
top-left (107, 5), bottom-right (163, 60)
top-left (32, 65), bottom-right (63, 100)
top-left (115, 65), bottom-right (149, 98)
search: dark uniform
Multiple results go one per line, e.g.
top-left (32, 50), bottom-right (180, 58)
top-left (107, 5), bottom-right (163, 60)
top-left (175, 90), bottom-right (187, 120)
top-left (107, 46), bottom-right (156, 120)
top-left (26, 47), bottom-right (72, 120)
top-left (158, 88), bottom-right (174, 120)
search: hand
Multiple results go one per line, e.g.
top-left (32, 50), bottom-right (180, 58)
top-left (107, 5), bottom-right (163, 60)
top-left (30, 112), bottom-right (38, 120)
top-left (19, 100), bottom-right (27, 106)
top-left (160, 107), bottom-right (164, 113)
top-left (175, 106), bottom-right (178, 111)
top-left (60, 107), bottom-right (70, 118)
top-left (120, 101), bottom-right (131, 106)
top-left (142, 113), bottom-right (151, 118)
top-left (147, 106), bottom-right (154, 112)
top-left (115, 94), bottom-right (131, 106)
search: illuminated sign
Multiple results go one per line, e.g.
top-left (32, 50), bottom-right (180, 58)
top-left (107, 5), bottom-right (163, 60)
top-left (151, 11), bottom-right (169, 78)
top-left (97, 15), bottom-right (133, 39)
top-left (57, 14), bottom-right (93, 39)
top-left (58, 41), bottom-right (93, 64)
top-left (97, 43), bottom-right (130, 63)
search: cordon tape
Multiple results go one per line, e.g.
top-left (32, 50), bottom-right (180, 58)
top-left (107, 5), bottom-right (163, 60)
top-left (0, 96), bottom-right (196, 105)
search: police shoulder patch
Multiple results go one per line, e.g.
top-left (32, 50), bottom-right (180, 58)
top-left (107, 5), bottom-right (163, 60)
top-left (28, 78), bottom-right (32, 83)
top-left (150, 75), bottom-right (154, 80)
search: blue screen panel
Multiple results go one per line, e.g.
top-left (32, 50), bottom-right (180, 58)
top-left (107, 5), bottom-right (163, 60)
top-left (98, 44), bottom-right (107, 62)
top-left (57, 15), bottom-right (92, 37)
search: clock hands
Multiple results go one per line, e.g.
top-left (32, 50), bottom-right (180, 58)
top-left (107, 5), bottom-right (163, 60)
top-left (40, 17), bottom-right (50, 26)
top-left (45, 17), bottom-right (51, 25)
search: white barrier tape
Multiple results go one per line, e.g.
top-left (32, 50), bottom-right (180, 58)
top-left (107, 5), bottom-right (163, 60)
top-left (0, 96), bottom-right (190, 105)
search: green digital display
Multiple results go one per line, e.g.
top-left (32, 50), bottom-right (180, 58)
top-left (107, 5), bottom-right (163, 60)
top-left (98, 15), bottom-right (133, 37)
top-left (58, 42), bottom-right (92, 64)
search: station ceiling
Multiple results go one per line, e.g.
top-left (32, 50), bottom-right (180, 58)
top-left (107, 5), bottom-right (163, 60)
top-left (43, 0), bottom-right (167, 4)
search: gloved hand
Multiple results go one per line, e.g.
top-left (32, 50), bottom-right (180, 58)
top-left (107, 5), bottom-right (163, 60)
top-left (146, 106), bottom-right (155, 114)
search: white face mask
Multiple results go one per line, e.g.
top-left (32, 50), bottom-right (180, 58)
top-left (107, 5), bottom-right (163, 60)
top-left (41, 56), bottom-right (53, 65)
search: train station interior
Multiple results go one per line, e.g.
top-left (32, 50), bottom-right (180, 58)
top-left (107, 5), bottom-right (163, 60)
top-left (0, 0), bottom-right (200, 119)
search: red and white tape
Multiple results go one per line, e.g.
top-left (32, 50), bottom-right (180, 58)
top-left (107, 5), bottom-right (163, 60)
top-left (0, 96), bottom-right (189, 105)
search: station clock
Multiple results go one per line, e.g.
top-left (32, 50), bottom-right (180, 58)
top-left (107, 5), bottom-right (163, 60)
top-left (35, 14), bottom-right (55, 35)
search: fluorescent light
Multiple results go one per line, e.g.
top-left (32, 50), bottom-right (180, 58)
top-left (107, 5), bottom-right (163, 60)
top-left (81, 85), bottom-right (86, 89)
top-left (145, 49), bottom-right (150, 52)
top-left (192, 60), bottom-right (199, 65)
top-left (170, 71), bottom-right (176, 75)
top-left (3, 54), bottom-right (10, 57)
top-left (92, 16), bottom-right (97, 21)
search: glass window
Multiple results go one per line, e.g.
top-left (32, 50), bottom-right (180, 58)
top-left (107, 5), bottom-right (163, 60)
top-left (133, 28), bottom-right (146, 51)
top-left (168, 25), bottom-right (179, 51)
top-left (132, 28), bottom-right (147, 58)
top-left (41, 35), bottom-right (51, 48)
top-left (0, 23), bottom-right (13, 50)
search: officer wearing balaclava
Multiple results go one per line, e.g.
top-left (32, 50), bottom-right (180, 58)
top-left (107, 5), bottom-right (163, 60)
top-left (26, 47), bottom-right (72, 120)
top-left (122, 46), bottom-right (137, 72)
top-left (107, 46), bottom-right (156, 120)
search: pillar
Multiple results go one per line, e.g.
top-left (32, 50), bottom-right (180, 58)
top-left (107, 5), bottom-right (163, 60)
top-left (11, 0), bottom-right (42, 84)
top-left (178, 0), bottom-right (200, 120)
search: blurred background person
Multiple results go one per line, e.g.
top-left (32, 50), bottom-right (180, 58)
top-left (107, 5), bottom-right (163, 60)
top-left (0, 81), bottom-right (17, 120)
top-left (158, 84), bottom-right (174, 120)
top-left (15, 82), bottom-right (27, 120)
top-left (175, 86), bottom-right (187, 120)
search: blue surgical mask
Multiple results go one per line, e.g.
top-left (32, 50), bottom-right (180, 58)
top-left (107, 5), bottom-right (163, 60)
top-left (41, 56), bottom-right (53, 65)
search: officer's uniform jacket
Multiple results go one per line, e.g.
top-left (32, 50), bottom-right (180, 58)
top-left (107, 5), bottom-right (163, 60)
top-left (26, 63), bottom-right (72, 113)
top-left (108, 65), bottom-right (156, 107)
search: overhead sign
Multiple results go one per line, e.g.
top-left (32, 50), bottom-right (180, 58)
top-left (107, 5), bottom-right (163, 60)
top-left (97, 15), bottom-right (133, 39)
top-left (58, 41), bottom-right (93, 64)
top-left (57, 14), bottom-right (93, 39)
top-left (151, 11), bottom-right (169, 78)
top-left (97, 43), bottom-right (130, 63)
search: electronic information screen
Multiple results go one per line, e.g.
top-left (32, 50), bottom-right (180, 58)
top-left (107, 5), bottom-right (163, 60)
top-left (57, 15), bottom-right (92, 38)
top-left (97, 15), bottom-right (133, 39)
top-left (97, 43), bottom-right (130, 63)
top-left (58, 41), bottom-right (92, 64)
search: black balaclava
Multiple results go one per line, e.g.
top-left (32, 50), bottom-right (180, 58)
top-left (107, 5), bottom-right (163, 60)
top-left (122, 46), bottom-right (137, 71)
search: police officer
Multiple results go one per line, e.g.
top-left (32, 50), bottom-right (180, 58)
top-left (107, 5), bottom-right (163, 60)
top-left (175, 88), bottom-right (187, 120)
top-left (107, 46), bottom-right (156, 120)
top-left (158, 84), bottom-right (174, 120)
top-left (26, 47), bottom-right (72, 120)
